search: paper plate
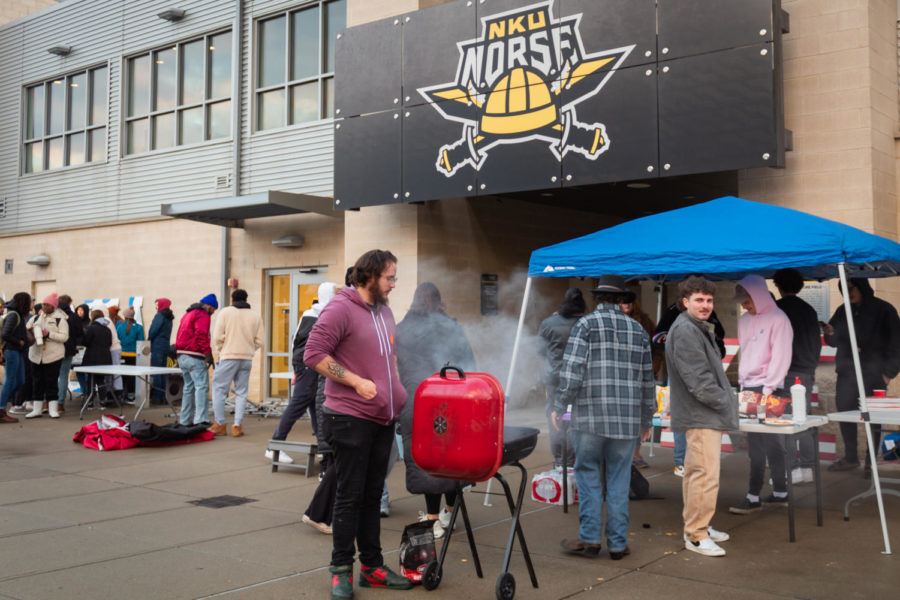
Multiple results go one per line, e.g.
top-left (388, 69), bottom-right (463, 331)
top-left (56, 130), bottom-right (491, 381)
top-left (764, 419), bottom-right (794, 426)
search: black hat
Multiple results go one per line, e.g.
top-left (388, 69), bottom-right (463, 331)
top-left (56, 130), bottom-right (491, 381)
top-left (591, 275), bottom-right (636, 302)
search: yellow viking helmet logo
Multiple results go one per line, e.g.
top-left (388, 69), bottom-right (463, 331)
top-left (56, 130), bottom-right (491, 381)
top-left (420, 1), bottom-right (633, 177)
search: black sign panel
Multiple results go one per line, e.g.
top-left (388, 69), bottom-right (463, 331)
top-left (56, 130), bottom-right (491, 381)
top-left (559, 0), bottom-right (657, 69)
top-left (562, 63), bottom-right (658, 187)
top-left (658, 44), bottom-right (778, 176)
top-left (334, 15), bottom-right (402, 118)
top-left (334, 0), bottom-right (784, 209)
top-left (402, 101), bottom-right (476, 201)
top-left (334, 111), bottom-right (401, 210)
top-left (658, 0), bottom-right (775, 61)
top-left (402, 0), bottom-right (477, 108)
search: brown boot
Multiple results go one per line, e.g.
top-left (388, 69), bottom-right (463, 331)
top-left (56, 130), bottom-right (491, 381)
top-left (231, 424), bottom-right (244, 437)
top-left (208, 422), bottom-right (227, 436)
top-left (0, 409), bottom-right (19, 423)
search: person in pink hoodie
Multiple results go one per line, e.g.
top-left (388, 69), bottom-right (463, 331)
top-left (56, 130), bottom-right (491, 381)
top-left (729, 274), bottom-right (794, 515)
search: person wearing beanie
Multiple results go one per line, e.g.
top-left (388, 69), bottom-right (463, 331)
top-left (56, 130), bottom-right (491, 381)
top-left (209, 289), bottom-right (264, 437)
top-left (116, 306), bottom-right (145, 402)
top-left (148, 298), bottom-right (175, 404)
top-left (24, 293), bottom-right (69, 418)
top-left (107, 305), bottom-right (122, 323)
top-left (174, 294), bottom-right (218, 426)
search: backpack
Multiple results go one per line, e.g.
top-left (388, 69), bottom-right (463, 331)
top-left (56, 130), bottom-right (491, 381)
top-left (0, 312), bottom-right (21, 350)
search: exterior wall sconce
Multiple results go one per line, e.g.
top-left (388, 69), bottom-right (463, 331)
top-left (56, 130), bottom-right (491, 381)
top-left (47, 46), bottom-right (72, 56)
top-left (157, 9), bottom-right (186, 22)
top-left (26, 255), bottom-right (51, 266)
top-left (272, 235), bottom-right (304, 248)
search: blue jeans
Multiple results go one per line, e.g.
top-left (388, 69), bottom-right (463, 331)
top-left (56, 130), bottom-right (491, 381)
top-left (571, 430), bottom-right (636, 552)
top-left (674, 431), bottom-right (686, 467)
top-left (178, 354), bottom-right (210, 425)
top-left (57, 355), bottom-right (73, 404)
top-left (1, 349), bottom-right (26, 408)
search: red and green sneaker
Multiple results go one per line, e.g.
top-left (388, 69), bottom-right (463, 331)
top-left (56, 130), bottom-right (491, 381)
top-left (359, 564), bottom-right (412, 590)
top-left (330, 565), bottom-right (353, 600)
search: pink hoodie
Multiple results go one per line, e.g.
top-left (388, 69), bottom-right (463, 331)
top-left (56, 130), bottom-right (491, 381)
top-left (736, 275), bottom-right (794, 395)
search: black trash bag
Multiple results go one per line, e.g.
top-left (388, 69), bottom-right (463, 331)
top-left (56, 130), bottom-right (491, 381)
top-left (629, 464), bottom-right (650, 500)
top-left (399, 520), bottom-right (436, 583)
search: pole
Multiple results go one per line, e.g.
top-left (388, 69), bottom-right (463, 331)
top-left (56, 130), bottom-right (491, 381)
top-left (838, 263), bottom-right (891, 554)
top-left (487, 276), bottom-right (534, 507)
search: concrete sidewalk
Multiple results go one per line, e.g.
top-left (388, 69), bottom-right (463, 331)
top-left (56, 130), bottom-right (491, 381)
top-left (0, 401), bottom-right (897, 600)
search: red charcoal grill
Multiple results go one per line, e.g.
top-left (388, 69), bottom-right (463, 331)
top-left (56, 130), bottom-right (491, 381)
top-left (411, 366), bottom-right (539, 600)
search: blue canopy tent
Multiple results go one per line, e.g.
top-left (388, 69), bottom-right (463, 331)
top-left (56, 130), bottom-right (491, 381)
top-left (509, 196), bottom-right (900, 553)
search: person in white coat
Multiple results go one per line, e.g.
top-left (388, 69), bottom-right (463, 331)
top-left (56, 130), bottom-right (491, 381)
top-left (25, 293), bottom-right (69, 418)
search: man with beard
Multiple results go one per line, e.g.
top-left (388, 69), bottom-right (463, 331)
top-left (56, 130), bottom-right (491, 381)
top-left (304, 249), bottom-right (411, 599)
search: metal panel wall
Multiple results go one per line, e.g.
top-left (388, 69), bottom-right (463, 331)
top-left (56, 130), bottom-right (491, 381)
top-left (0, 0), bottom-right (340, 235)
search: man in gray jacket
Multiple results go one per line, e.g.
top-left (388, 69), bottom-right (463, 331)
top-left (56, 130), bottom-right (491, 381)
top-left (666, 276), bottom-right (739, 557)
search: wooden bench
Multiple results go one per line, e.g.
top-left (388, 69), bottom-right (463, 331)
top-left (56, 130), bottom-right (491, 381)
top-left (267, 440), bottom-right (318, 477)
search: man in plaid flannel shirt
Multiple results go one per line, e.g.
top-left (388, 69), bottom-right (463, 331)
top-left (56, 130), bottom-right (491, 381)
top-left (552, 275), bottom-right (655, 560)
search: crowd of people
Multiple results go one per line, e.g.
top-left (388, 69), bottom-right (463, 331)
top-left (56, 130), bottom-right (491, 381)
top-left (2, 256), bottom-right (898, 598)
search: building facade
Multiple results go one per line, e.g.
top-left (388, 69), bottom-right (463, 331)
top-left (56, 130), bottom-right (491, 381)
top-left (1, 0), bottom-right (900, 402)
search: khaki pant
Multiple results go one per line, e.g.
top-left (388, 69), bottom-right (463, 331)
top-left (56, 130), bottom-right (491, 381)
top-left (683, 428), bottom-right (722, 542)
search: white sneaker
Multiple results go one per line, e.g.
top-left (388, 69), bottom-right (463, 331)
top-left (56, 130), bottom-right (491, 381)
top-left (418, 511), bottom-right (445, 539)
top-left (685, 536), bottom-right (726, 557)
top-left (264, 449), bottom-right (293, 464)
top-left (438, 507), bottom-right (453, 529)
top-left (673, 465), bottom-right (685, 478)
top-left (684, 527), bottom-right (729, 545)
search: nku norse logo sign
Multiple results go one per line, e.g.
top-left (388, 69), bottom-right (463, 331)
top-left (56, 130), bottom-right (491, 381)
top-left (418, 1), bottom-right (634, 177)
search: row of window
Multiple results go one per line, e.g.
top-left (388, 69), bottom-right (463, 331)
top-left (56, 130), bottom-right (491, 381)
top-left (22, 0), bottom-right (345, 174)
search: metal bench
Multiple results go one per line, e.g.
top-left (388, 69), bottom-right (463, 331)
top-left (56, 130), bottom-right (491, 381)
top-left (267, 440), bottom-right (318, 477)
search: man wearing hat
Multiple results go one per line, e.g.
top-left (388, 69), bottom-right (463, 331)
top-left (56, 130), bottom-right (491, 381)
top-left (553, 275), bottom-right (655, 560)
top-left (175, 293), bottom-right (218, 426)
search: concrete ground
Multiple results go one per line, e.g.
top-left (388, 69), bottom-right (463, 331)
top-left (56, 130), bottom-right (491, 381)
top-left (0, 399), bottom-right (898, 600)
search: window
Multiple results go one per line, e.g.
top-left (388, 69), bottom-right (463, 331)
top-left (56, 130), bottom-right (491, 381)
top-left (125, 30), bottom-right (232, 155)
top-left (256, 0), bottom-right (345, 131)
top-left (23, 65), bottom-right (107, 173)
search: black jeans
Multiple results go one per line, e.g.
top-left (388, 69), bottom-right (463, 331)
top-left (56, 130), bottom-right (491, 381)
top-left (122, 355), bottom-right (137, 395)
top-left (323, 411), bottom-right (395, 567)
top-left (425, 491), bottom-right (457, 515)
top-left (272, 366), bottom-right (318, 440)
top-left (744, 386), bottom-right (787, 495)
top-left (32, 360), bottom-right (62, 403)
top-left (305, 457), bottom-right (336, 525)
top-left (835, 375), bottom-right (881, 465)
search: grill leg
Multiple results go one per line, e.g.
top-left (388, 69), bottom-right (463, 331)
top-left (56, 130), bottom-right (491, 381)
top-left (495, 463), bottom-right (538, 588)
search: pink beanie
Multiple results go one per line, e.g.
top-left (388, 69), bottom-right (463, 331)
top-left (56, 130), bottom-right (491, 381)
top-left (42, 293), bottom-right (58, 309)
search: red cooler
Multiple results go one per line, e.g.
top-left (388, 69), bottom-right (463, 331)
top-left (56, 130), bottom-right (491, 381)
top-left (411, 366), bottom-right (504, 482)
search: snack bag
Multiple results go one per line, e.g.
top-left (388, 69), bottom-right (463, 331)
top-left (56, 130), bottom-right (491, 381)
top-left (399, 521), bottom-right (436, 583)
top-left (738, 390), bottom-right (790, 418)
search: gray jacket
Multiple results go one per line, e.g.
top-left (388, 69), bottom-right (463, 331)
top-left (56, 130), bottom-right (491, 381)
top-left (665, 312), bottom-right (738, 432)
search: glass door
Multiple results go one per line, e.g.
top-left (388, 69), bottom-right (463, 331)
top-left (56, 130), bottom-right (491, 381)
top-left (265, 268), bottom-right (327, 401)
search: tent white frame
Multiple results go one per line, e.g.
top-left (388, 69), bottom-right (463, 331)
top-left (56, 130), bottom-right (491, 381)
top-left (505, 263), bottom-right (893, 554)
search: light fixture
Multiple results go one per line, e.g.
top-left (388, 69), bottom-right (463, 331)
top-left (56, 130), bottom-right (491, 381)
top-left (157, 8), bottom-right (186, 22)
top-left (272, 235), bottom-right (304, 248)
top-left (47, 46), bottom-right (72, 57)
top-left (26, 254), bottom-right (51, 266)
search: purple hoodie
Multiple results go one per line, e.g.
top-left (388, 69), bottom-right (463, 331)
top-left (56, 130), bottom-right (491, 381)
top-left (303, 287), bottom-right (406, 425)
top-left (736, 275), bottom-right (794, 395)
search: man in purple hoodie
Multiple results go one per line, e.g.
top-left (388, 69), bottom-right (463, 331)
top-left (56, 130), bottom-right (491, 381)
top-left (304, 249), bottom-right (411, 599)
top-left (728, 274), bottom-right (793, 515)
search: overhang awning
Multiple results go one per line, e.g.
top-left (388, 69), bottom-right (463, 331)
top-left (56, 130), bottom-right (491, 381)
top-left (160, 191), bottom-right (340, 228)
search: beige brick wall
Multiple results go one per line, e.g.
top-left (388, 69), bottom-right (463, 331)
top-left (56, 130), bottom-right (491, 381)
top-left (0, 0), bottom-right (57, 27)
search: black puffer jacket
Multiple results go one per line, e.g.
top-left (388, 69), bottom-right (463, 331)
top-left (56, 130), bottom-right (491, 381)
top-left (396, 311), bottom-right (476, 495)
top-left (81, 321), bottom-right (113, 366)
top-left (60, 304), bottom-right (84, 357)
top-left (0, 308), bottom-right (28, 352)
top-left (825, 278), bottom-right (900, 390)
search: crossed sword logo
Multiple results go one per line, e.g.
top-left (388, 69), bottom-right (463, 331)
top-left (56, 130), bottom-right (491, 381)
top-left (421, 48), bottom-right (631, 177)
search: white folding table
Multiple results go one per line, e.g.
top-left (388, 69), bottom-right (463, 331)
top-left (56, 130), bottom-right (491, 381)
top-left (74, 365), bottom-right (182, 421)
top-left (826, 410), bottom-right (900, 521)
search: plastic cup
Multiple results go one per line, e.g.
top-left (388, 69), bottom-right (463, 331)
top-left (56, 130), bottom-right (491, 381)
top-left (874, 389), bottom-right (886, 397)
top-left (756, 401), bottom-right (767, 424)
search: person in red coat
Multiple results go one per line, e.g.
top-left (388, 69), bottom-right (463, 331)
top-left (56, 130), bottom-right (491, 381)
top-left (175, 294), bottom-right (217, 426)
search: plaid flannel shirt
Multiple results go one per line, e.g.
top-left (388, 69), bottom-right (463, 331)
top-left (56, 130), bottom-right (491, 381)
top-left (555, 304), bottom-right (655, 440)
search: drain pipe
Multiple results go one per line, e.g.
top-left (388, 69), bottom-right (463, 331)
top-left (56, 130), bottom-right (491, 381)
top-left (222, 0), bottom-right (244, 306)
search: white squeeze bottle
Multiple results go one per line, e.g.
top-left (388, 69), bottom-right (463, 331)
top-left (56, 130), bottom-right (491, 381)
top-left (791, 377), bottom-right (806, 424)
